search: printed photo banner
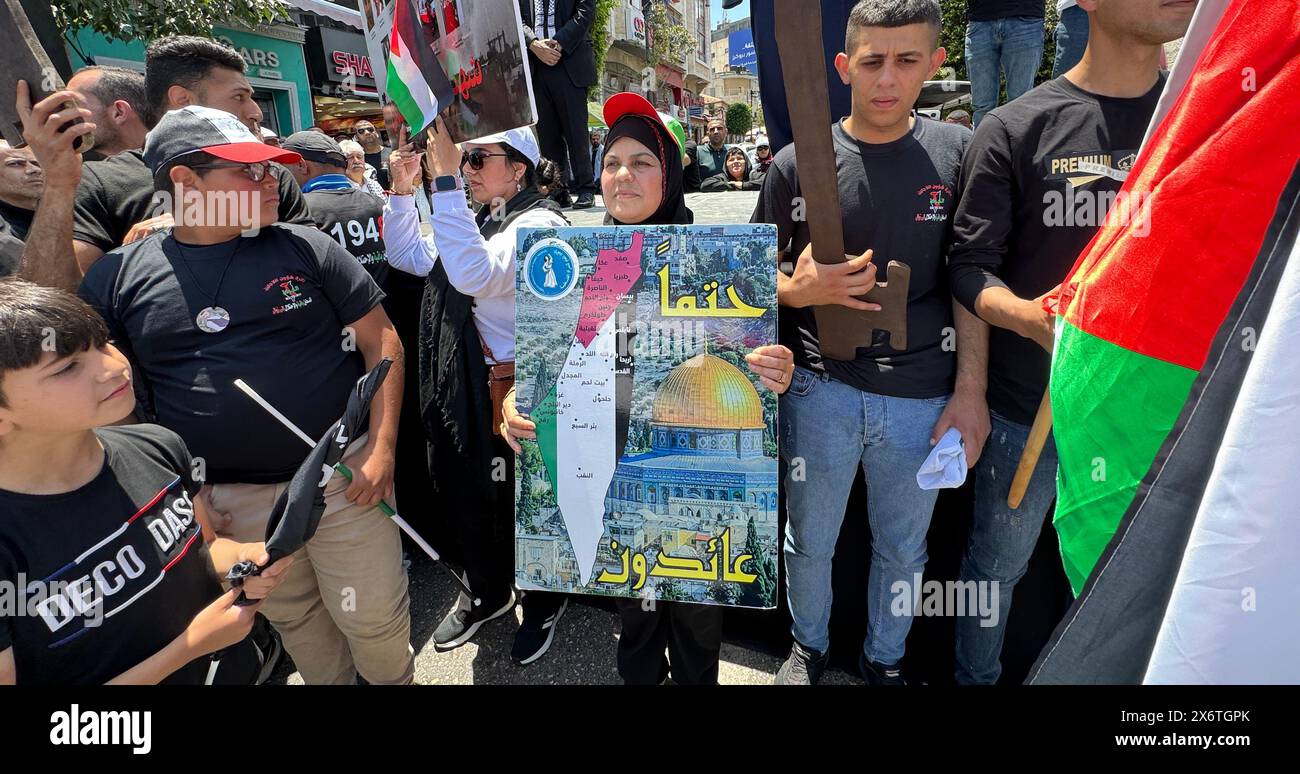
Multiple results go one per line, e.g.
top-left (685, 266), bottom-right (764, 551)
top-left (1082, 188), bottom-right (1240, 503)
top-left (514, 225), bottom-right (780, 608)
top-left (358, 0), bottom-right (537, 140)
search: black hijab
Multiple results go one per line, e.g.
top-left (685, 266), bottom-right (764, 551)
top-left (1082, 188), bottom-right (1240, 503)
top-left (602, 114), bottom-right (693, 226)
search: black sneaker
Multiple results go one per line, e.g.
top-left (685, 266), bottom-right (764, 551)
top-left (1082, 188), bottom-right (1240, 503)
top-left (511, 596), bottom-right (569, 665)
top-left (859, 652), bottom-right (906, 685)
top-left (774, 640), bottom-right (828, 685)
top-left (550, 190), bottom-right (573, 208)
top-left (572, 193), bottom-right (595, 209)
top-left (433, 588), bottom-right (516, 651)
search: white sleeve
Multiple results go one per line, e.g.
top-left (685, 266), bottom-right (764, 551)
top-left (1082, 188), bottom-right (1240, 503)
top-left (382, 194), bottom-right (437, 277)
top-left (430, 191), bottom-right (562, 299)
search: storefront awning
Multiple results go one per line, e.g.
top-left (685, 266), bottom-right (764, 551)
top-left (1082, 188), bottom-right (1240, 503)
top-left (283, 0), bottom-right (363, 30)
top-left (655, 65), bottom-right (685, 91)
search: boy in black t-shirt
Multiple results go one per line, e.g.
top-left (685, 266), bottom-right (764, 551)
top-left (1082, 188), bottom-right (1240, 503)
top-left (947, 0), bottom-right (1195, 685)
top-left (756, 0), bottom-right (989, 686)
top-left (0, 279), bottom-right (292, 684)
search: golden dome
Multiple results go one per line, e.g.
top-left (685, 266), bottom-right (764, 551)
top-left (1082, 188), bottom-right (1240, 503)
top-left (652, 354), bottom-right (765, 430)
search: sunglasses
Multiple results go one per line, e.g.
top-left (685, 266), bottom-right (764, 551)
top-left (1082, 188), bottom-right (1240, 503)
top-left (188, 161), bottom-right (273, 182)
top-left (460, 149), bottom-right (511, 170)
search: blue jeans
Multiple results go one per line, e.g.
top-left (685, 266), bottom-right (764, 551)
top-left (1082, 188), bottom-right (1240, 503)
top-left (780, 367), bottom-right (948, 665)
top-left (965, 17), bottom-right (1045, 126)
top-left (954, 410), bottom-right (1058, 685)
top-left (1052, 5), bottom-right (1090, 78)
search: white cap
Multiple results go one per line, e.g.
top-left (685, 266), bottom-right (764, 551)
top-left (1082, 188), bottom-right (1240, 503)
top-left (464, 127), bottom-right (540, 167)
top-left (259, 125), bottom-right (278, 139)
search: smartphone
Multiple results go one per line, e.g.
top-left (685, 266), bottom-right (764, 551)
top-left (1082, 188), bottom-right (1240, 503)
top-left (0, 0), bottom-right (93, 152)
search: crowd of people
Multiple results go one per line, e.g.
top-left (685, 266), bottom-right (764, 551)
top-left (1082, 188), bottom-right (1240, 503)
top-left (0, 0), bottom-right (1194, 685)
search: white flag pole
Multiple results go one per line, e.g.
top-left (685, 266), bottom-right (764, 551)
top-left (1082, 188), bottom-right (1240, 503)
top-left (233, 378), bottom-right (480, 606)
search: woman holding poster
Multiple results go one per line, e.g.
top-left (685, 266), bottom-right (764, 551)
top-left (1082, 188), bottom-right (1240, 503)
top-left (504, 93), bottom-right (795, 684)
top-left (383, 122), bottom-right (574, 666)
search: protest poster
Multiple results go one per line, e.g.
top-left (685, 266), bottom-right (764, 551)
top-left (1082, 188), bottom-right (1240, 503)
top-left (514, 225), bottom-right (780, 608)
top-left (358, 0), bottom-right (536, 140)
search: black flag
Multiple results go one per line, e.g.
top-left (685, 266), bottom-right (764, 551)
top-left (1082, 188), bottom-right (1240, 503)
top-left (228, 358), bottom-right (393, 593)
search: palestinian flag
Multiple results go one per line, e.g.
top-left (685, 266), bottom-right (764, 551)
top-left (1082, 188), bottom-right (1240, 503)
top-left (1030, 0), bottom-right (1300, 683)
top-left (532, 233), bottom-right (643, 585)
top-left (385, 0), bottom-right (456, 135)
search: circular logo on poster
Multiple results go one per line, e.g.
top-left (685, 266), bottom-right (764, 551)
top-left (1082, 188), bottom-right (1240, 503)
top-left (523, 238), bottom-right (579, 300)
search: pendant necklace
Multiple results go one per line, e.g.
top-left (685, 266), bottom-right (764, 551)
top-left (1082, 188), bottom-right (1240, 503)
top-left (170, 236), bottom-right (242, 334)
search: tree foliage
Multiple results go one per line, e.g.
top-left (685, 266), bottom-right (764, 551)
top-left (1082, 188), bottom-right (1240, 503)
top-left (55, 0), bottom-right (286, 46)
top-left (725, 101), bottom-right (752, 137)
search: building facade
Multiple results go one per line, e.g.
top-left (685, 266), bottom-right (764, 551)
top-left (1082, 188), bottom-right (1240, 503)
top-left (67, 24), bottom-right (314, 136)
top-left (601, 1), bottom-right (712, 140)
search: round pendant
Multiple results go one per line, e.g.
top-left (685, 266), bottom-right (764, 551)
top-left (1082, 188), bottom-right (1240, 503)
top-left (196, 306), bottom-right (231, 333)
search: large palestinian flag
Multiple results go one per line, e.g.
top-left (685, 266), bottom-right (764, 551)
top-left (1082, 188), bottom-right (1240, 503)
top-left (1032, 0), bottom-right (1300, 683)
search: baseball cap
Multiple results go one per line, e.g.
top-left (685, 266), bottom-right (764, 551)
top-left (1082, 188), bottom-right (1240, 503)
top-left (144, 105), bottom-right (302, 175)
top-left (281, 131), bottom-right (347, 167)
top-left (464, 127), bottom-right (540, 167)
top-left (601, 92), bottom-right (687, 153)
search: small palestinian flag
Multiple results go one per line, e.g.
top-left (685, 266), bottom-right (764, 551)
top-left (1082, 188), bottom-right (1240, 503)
top-left (386, 0), bottom-right (456, 135)
top-left (1032, 0), bottom-right (1300, 683)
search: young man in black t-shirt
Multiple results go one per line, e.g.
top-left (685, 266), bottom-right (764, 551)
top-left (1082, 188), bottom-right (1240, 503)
top-left (947, 0), bottom-right (1195, 685)
top-left (78, 106), bottom-right (413, 685)
top-left (0, 279), bottom-right (292, 685)
top-left (756, 0), bottom-right (988, 685)
top-left (18, 35), bottom-right (314, 290)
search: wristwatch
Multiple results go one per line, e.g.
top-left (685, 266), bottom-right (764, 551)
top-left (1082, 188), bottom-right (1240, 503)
top-left (434, 174), bottom-right (462, 193)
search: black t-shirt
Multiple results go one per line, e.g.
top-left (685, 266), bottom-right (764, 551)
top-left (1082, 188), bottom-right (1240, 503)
top-left (303, 185), bottom-right (390, 287)
top-left (0, 200), bottom-right (34, 242)
top-left (967, 0), bottom-right (1045, 21)
top-left (364, 147), bottom-right (392, 190)
top-left (949, 75), bottom-right (1164, 425)
top-left (0, 425), bottom-right (245, 685)
top-left (754, 117), bottom-right (971, 398)
top-left (72, 150), bottom-right (315, 253)
top-left (78, 223), bottom-right (385, 484)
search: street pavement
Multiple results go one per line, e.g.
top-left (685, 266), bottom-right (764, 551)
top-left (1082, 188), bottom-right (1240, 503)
top-left (270, 189), bottom-right (866, 685)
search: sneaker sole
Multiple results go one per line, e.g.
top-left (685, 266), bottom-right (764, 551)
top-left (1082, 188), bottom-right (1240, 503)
top-left (514, 598), bottom-right (569, 666)
top-left (434, 592), bottom-right (516, 651)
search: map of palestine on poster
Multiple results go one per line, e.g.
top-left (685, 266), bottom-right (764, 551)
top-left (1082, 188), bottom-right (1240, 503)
top-left (514, 225), bottom-right (780, 608)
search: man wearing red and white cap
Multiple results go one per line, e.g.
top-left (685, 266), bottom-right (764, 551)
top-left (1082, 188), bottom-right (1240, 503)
top-left (78, 106), bottom-right (415, 685)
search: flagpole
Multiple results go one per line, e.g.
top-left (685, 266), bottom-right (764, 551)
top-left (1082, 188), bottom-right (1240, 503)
top-left (1007, 392), bottom-right (1053, 509)
top-left (233, 378), bottom-right (480, 605)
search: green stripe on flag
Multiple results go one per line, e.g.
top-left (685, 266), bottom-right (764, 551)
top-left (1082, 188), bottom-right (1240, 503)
top-left (531, 386), bottom-right (560, 499)
top-left (1051, 319), bottom-right (1197, 594)
top-left (384, 64), bottom-right (423, 133)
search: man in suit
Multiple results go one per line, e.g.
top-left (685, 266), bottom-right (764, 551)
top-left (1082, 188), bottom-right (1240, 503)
top-left (519, 0), bottom-right (598, 209)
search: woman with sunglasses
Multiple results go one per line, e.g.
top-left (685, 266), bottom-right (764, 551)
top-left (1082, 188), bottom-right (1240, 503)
top-left (382, 120), bottom-right (573, 666)
top-left (503, 94), bottom-right (795, 685)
